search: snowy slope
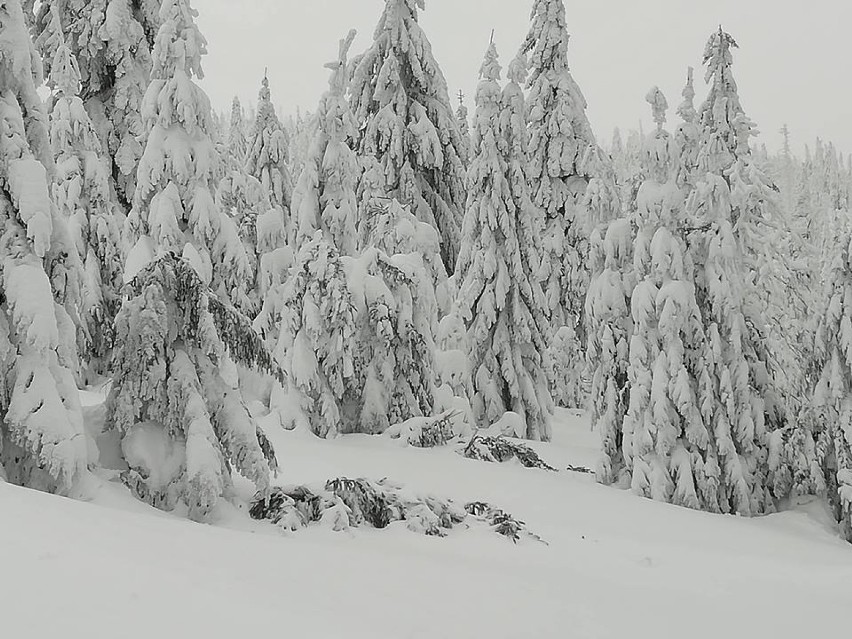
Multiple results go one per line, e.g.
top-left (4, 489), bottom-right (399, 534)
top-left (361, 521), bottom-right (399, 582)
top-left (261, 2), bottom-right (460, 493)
top-left (2, 409), bottom-right (850, 639)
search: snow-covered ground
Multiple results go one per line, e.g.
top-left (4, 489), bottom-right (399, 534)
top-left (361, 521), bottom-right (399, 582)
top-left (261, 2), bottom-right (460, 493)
top-left (2, 407), bottom-right (850, 639)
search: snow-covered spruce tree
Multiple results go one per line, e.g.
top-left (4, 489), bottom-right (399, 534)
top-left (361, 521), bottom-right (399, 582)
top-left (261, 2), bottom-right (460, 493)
top-left (583, 115), bottom-right (630, 482)
top-left (456, 90), bottom-right (471, 167)
top-left (44, 10), bottom-right (124, 375)
top-left (245, 74), bottom-right (292, 240)
top-left (110, 0), bottom-right (272, 521)
top-left (227, 96), bottom-right (248, 168)
top-left (216, 94), bottom-right (275, 314)
top-left (262, 234), bottom-right (360, 436)
top-left (684, 29), bottom-right (780, 515)
top-left (586, 218), bottom-right (632, 483)
top-left (365, 196), bottom-right (449, 316)
top-left (29, 0), bottom-right (161, 211)
top-left (350, 0), bottom-right (467, 272)
top-left (262, 198), bottom-right (441, 437)
top-left (673, 67), bottom-right (699, 188)
top-left (616, 89), bottom-right (713, 507)
top-left (293, 30), bottom-right (358, 256)
top-left (456, 44), bottom-right (552, 441)
top-left (349, 240), bottom-right (438, 434)
top-left (0, 0), bottom-right (88, 495)
top-left (521, 0), bottom-right (599, 336)
top-left (814, 210), bottom-right (852, 539)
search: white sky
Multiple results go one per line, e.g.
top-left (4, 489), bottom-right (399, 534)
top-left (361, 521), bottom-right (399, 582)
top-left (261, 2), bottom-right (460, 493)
top-left (195, 0), bottom-right (852, 156)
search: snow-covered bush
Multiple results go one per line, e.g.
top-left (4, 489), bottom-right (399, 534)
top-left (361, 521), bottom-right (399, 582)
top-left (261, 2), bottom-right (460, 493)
top-left (250, 478), bottom-right (544, 542)
top-left (462, 431), bottom-right (557, 471)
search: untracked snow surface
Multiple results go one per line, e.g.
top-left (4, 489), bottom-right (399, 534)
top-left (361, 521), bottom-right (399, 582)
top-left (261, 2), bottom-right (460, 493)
top-left (1, 408), bottom-right (850, 638)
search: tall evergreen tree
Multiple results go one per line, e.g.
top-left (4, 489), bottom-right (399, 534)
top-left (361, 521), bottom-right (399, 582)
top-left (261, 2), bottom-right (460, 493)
top-left (456, 90), bottom-right (471, 167)
top-left (618, 88), bottom-right (712, 506)
top-left (685, 28), bottom-right (778, 515)
top-left (245, 74), bottom-right (292, 240)
top-left (110, 0), bottom-right (272, 521)
top-left (0, 0), bottom-right (88, 495)
top-left (350, 0), bottom-right (467, 272)
top-left (814, 210), bottom-right (852, 540)
top-left (521, 0), bottom-right (599, 333)
top-left (293, 30), bottom-right (359, 256)
top-left (45, 8), bottom-right (124, 375)
top-left (29, 0), bottom-right (161, 211)
top-left (456, 44), bottom-right (552, 441)
top-left (228, 96), bottom-right (248, 167)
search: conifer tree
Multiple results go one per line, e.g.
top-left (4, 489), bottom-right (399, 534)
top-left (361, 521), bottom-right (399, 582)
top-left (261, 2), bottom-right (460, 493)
top-left (216, 93), bottom-right (273, 314)
top-left (350, 0), bottom-right (467, 272)
top-left (0, 0), bottom-right (88, 495)
top-left (617, 88), bottom-right (713, 506)
top-left (110, 0), bottom-right (272, 521)
top-left (584, 112), bottom-right (632, 482)
top-left (685, 28), bottom-right (778, 515)
top-left (456, 90), bottom-right (471, 167)
top-left (30, 0), bottom-right (161, 211)
top-left (456, 44), bottom-right (552, 441)
top-left (228, 96), bottom-right (248, 166)
top-left (246, 74), bottom-right (292, 239)
top-left (814, 211), bottom-right (852, 540)
top-left (521, 0), bottom-right (599, 334)
top-left (260, 203), bottom-right (440, 438)
top-left (44, 8), bottom-right (124, 375)
top-left (293, 30), bottom-right (359, 256)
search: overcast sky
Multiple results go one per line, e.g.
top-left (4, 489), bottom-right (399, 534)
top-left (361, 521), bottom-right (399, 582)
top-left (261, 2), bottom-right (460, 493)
top-left (195, 0), bottom-right (852, 155)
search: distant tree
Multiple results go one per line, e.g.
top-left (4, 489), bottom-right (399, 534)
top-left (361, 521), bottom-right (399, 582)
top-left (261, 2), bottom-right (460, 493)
top-left (456, 89), bottom-right (471, 167)
top-left (246, 74), bottom-right (293, 240)
top-left (293, 30), bottom-right (359, 256)
top-left (228, 96), bottom-right (248, 167)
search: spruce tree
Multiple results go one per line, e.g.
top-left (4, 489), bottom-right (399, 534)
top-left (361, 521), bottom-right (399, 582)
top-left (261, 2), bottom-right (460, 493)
top-left (228, 96), bottom-right (248, 167)
top-left (293, 30), bottom-right (359, 256)
top-left (456, 90), bottom-right (471, 167)
top-left (45, 9), bottom-right (124, 375)
top-left (456, 44), bottom-right (552, 441)
top-left (0, 0), bottom-right (88, 495)
top-left (685, 28), bottom-right (778, 515)
top-left (814, 210), bottom-right (852, 540)
top-left (350, 0), bottom-right (466, 272)
top-left (245, 74), bottom-right (292, 240)
top-left (217, 93), bottom-right (272, 314)
top-left (30, 0), bottom-right (161, 211)
top-left (618, 88), bottom-right (712, 506)
top-left (521, 0), bottom-right (599, 334)
top-left (110, 0), bottom-right (272, 521)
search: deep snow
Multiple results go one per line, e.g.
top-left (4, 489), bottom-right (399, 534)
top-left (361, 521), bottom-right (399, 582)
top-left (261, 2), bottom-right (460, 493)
top-left (2, 407), bottom-right (850, 639)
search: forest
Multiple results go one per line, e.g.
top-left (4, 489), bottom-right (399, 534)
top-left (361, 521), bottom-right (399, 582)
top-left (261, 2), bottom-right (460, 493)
top-left (2, 0), bottom-right (852, 552)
